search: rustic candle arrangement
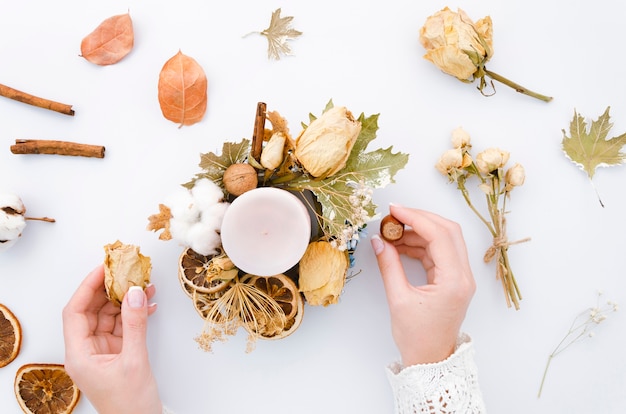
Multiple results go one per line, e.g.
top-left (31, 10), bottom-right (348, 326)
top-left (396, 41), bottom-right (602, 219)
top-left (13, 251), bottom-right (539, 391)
top-left (147, 101), bottom-right (409, 351)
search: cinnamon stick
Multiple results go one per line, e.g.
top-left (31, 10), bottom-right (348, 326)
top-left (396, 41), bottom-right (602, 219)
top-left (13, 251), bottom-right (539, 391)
top-left (10, 139), bottom-right (105, 158)
top-left (251, 102), bottom-right (267, 161)
top-left (0, 83), bottom-right (74, 116)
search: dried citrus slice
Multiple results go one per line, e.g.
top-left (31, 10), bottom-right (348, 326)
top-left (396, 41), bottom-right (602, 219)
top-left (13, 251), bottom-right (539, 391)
top-left (178, 248), bottom-right (237, 296)
top-left (14, 363), bottom-right (80, 414)
top-left (0, 303), bottom-right (22, 368)
top-left (241, 274), bottom-right (304, 340)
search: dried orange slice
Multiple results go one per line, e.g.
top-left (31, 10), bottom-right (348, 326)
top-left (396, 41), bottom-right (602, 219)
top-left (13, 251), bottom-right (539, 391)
top-left (241, 274), bottom-right (304, 340)
top-left (14, 363), bottom-right (80, 414)
top-left (0, 303), bottom-right (22, 368)
top-left (178, 248), bottom-right (237, 296)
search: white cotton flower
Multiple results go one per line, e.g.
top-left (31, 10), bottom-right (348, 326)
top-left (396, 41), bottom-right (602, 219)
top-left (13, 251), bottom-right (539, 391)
top-left (165, 180), bottom-right (230, 255)
top-left (187, 222), bottom-right (222, 256)
top-left (0, 193), bottom-right (27, 252)
top-left (167, 189), bottom-right (200, 223)
top-left (191, 178), bottom-right (225, 211)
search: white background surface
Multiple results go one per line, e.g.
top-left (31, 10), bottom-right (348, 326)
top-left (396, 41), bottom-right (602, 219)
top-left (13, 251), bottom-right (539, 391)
top-left (1, 0), bottom-right (625, 413)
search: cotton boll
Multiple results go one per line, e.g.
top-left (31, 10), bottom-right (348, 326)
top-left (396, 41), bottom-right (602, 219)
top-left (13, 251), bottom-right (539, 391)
top-left (191, 178), bottom-right (225, 211)
top-left (0, 214), bottom-right (27, 240)
top-left (0, 193), bottom-right (26, 213)
top-left (187, 222), bottom-right (221, 256)
top-left (201, 202), bottom-right (229, 225)
top-left (167, 188), bottom-right (200, 224)
top-left (0, 193), bottom-right (27, 252)
top-left (169, 216), bottom-right (193, 243)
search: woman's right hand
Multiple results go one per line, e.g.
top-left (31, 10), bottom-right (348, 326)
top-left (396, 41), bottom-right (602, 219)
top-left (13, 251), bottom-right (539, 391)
top-left (371, 205), bottom-right (476, 366)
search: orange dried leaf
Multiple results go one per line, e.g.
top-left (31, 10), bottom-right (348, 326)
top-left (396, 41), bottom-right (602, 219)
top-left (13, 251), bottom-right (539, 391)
top-left (80, 13), bottom-right (134, 66)
top-left (147, 204), bottom-right (172, 240)
top-left (158, 50), bottom-right (208, 128)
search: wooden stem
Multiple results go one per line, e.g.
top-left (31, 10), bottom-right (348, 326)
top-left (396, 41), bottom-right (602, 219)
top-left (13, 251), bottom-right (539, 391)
top-left (10, 139), bottom-right (105, 158)
top-left (25, 216), bottom-right (56, 223)
top-left (0, 83), bottom-right (74, 116)
top-left (251, 102), bottom-right (267, 161)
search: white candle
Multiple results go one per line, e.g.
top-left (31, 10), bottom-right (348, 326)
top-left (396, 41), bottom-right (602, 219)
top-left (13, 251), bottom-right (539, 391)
top-left (220, 187), bottom-right (311, 276)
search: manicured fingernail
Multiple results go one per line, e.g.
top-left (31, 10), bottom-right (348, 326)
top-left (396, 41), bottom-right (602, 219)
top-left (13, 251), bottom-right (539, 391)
top-left (389, 202), bottom-right (403, 208)
top-left (371, 234), bottom-right (385, 255)
top-left (127, 286), bottom-right (145, 308)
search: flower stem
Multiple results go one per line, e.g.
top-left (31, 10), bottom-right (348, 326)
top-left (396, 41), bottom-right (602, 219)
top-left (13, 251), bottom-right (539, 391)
top-left (484, 69), bottom-right (553, 103)
top-left (537, 354), bottom-right (553, 398)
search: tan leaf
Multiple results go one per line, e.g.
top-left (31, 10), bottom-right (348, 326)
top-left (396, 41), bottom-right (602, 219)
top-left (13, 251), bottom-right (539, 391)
top-left (80, 13), bottom-right (134, 66)
top-left (256, 8), bottom-right (302, 60)
top-left (158, 50), bottom-right (208, 127)
top-left (147, 204), bottom-right (172, 240)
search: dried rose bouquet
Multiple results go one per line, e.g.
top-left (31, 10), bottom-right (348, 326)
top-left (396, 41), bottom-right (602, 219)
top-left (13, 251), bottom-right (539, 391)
top-left (436, 128), bottom-right (529, 309)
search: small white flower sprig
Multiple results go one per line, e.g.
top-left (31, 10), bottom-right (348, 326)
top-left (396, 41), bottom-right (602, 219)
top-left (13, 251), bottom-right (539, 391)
top-left (537, 291), bottom-right (618, 398)
top-left (436, 127), bottom-right (529, 310)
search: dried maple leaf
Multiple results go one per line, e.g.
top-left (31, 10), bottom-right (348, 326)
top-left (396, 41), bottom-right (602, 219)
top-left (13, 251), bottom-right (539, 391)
top-left (80, 13), bottom-right (134, 66)
top-left (248, 8), bottom-right (302, 60)
top-left (158, 50), bottom-right (208, 127)
top-left (147, 204), bottom-right (172, 240)
top-left (562, 106), bottom-right (626, 206)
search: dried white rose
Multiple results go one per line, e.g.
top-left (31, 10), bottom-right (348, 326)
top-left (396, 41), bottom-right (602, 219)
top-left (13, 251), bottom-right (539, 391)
top-left (505, 163), bottom-right (525, 189)
top-left (419, 7), bottom-right (493, 80)
top-left (261, 132), bottom-right (286, 170)
top-left (103, 240), bottom-right (152, 306)
top-left (298, 241), bottom-right (348, 306)
top-left (294, 106), bottom-right (361, 178)
top-left (451, 127), bottom-right (472, 149)
top-left (475, 148), bottom-right (510, 174)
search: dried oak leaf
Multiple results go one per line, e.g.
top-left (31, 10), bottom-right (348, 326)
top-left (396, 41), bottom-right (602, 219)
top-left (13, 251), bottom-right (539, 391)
top-left (80, 13), bottom-right (134, 66)
top-left (158, 50), bottom-right (208, 128)
top-left (250, 8), bottom-right (302, 60)
top-left (147, 204), bottom-right (172, 240)
top-left (562, 106), bottom-right (626, 206)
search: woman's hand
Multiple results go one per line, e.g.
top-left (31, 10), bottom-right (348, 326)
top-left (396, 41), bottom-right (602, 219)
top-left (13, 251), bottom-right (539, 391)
top-left (371, 205), bottom-right (476, 366)
top-left (62, 264), bottom-right (163, 414)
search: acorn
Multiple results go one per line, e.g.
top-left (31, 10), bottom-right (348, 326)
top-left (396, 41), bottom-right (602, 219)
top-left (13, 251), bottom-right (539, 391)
top-left (380, 214), bottom-right (404, 242)
top-left (222, 163), bottom-right (258, 196)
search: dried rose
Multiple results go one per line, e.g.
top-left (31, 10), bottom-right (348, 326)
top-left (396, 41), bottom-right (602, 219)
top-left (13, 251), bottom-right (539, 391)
top-left (419, 7), bottom-right (552, 102)
top-left (475, 148), bottom-right (510, 174)
top-left (505, 163), bottom-right (525, 190)
top-left (103, 240), bottom-right (152, 306)
top-left (261, 132), bottom-right (286, 170)
top-left (435, 148), bottom-right (472, 181)
top-left (420, 7), bottom-right (493, 81)
top-left (451, 127), bottom-right (472, 149)
top-left (298, 241), bottom-right (349, 306)
top-left (294, 106), bottom-right (361, 179)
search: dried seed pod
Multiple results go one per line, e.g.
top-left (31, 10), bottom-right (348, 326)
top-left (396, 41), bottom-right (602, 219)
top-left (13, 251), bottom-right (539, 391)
top-left (380, 214), bottom-right (404, 242)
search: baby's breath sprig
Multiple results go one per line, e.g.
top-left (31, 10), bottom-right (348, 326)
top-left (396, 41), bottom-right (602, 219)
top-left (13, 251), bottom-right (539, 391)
top-left (537, 291), bottom-right (618, 398)
top-left (436, 127), bottom-right (529, 310)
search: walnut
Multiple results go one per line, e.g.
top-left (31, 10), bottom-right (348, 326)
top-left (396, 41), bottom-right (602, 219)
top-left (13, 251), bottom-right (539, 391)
top-left (223, 163), bottom-right (258, 196)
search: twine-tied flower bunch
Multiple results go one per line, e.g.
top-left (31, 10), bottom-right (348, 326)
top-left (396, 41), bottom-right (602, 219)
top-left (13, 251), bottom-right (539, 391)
top-left (436, 127), bottom-right (529, 309)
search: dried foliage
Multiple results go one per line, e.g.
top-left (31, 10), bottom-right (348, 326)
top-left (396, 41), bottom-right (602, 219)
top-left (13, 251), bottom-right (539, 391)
top-left (246, 8), bottom-right (302, 60)
top-left (562, 106), bottom-right (626, 206)
top-left (158, 50), bottom-right (208, 127)
top-left (80, 13), bottom-right (134, 66)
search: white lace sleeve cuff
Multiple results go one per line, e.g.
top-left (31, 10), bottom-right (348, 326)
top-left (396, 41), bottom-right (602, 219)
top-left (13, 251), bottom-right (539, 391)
top-left (162, 405), bottom-right (175, 414)
top-left (386, 333), bottom-right (486, 414)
